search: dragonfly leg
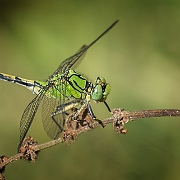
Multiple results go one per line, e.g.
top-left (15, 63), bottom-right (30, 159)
top-left (87, 103), bottom-right (105, 128)
top-left (51, 100), bottom-right (80, 139)
top-left (51, 115), bottom-right (64, 139)
top-left (104, 101), bottom-right (111, 112)
top-left (73, 102), bottom-right (105, 128)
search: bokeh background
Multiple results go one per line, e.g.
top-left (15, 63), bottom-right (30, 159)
top-left (1, 1), bottom-right (180, 179)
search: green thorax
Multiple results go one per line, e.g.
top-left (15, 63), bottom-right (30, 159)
top-left (36, 69), bottom-right (91, 100)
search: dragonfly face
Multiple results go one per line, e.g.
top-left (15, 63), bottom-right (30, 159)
top-left (92, 77), bottom-right (111, 102)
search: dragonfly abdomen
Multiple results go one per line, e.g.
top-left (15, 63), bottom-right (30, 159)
top-left (0, 73), bottom-right (42, 94)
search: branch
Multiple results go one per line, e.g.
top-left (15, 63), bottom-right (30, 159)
top-left (1, 108), bottom-right (180, 179)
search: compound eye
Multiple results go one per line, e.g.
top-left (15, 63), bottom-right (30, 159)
top-left (96, 77), bottom-right (106, 85)
top-left (103, 84), bottom-right (111, 97)
top-left (92, 84), bottom-right (103, 101)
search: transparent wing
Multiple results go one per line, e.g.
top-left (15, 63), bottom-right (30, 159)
top-left (42, 77), bottom-right (69, 139)
top-left (18, 20), bottom-right (119, 149)
top-left (42, 96), bottom-right (64, 139)
top-left (41, 80), bottom-right (82, 139)
top-left (50, 45), bottom-right (87, 79)
top-left (57, 45), bottom-right (87, 74)
top-left (18, 91), bottom-right (45, 150)
top-left (52, 20), bottom-right (119, 76)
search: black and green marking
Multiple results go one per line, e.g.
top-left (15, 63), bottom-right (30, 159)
top-left (0, 20), bottom-right (118, 151)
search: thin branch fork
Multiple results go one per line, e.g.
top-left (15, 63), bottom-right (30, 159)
top-left (0, 108), bottom-right (180, 175)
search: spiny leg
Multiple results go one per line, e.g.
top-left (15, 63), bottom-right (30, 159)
top-left (74, 101), bottom-right (105, 128)
top-left (104, 101), bottom-right (111, 112)
top-left (51, 113), bottom-right (65, 139)
top-left (51, 100), bottom-right (80, 139)
top-left (87, 103), bottom-right (105, 128)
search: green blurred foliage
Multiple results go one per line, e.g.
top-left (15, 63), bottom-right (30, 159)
top-left (1, 0), bottom-right (180, 179)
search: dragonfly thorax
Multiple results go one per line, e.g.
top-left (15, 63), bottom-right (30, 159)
top-left (92, 77), bottom-right (111, 102)
top-left (63, 69), bottom-right (92, 99)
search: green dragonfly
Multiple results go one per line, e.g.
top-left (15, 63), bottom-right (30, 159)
top-left (0, 20), bottom-right (118, 150)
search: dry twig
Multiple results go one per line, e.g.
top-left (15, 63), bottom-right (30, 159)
top-left (1, 108), bottom-right (180, 178)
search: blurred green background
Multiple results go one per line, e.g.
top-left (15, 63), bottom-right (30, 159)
top-left (1, 0), bottom-right (180, 179)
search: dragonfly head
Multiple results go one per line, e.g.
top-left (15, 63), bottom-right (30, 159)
top-left (92, 77), bottom-right (111, 102)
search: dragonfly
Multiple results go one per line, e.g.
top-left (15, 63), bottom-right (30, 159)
top-left (0, 20), bottom-right (118, 150)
